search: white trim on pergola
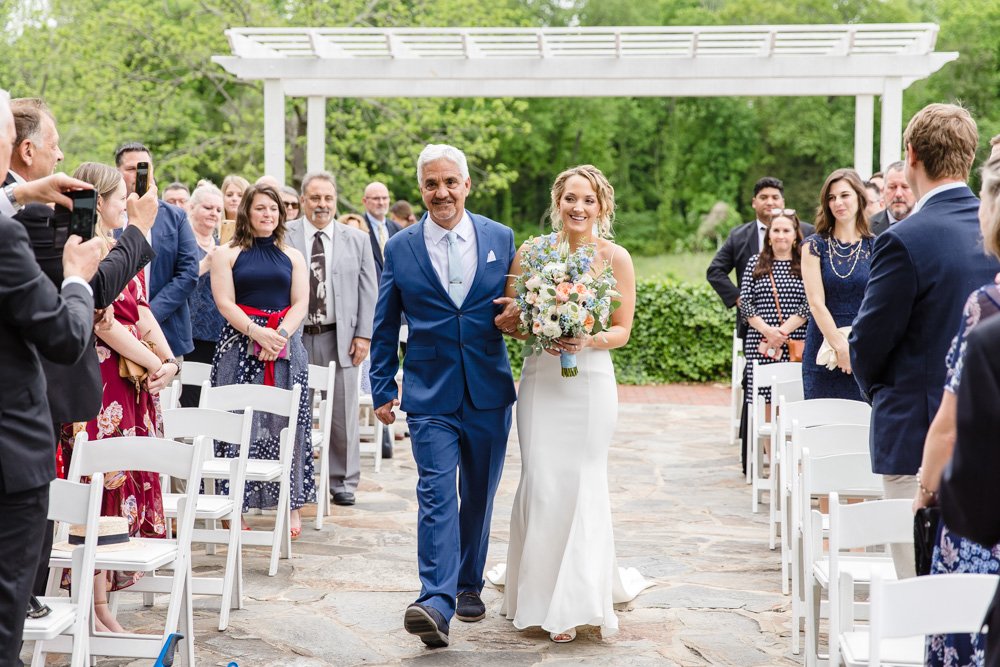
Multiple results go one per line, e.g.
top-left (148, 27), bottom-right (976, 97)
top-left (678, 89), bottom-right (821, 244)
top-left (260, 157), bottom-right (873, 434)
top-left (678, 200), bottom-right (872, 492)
top-left (213, 24), bottom-right (957, 184)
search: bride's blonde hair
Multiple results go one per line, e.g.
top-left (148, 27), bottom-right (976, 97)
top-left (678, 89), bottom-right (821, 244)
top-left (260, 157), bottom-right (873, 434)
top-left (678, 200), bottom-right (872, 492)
top-left (548, 164), bottom-right (616, 239)
top-left (72, 162), bottom-right (124, 259)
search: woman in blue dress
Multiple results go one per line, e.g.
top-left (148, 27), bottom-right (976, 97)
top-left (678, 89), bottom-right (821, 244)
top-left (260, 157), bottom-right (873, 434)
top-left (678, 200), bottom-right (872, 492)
top-left (801, 168), bottom-right (876, 400)
top-left (210, 184), bottom-right (315, 539)
top-left (916, 154), bottom-right (1000, 667)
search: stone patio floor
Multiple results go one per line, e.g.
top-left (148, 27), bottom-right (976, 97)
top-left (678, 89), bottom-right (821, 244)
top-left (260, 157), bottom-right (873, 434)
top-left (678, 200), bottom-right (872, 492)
top-left (45, 384), bottom-right (801, 666)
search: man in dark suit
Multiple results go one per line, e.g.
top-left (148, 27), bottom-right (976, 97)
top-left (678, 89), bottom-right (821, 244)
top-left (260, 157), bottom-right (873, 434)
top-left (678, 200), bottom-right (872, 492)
top-left (115, 142), bottom-right (198, 359)
top-left (0, 91), bottom-right (103, 667)
top-left (869, 160), bottom-right (916, 235)
top-left (707, 176), bottom-right (814, 472)
top-left (851, 103), bottom-right (1000, 578)
top-left (939, 313), bottom-right (1000, 667)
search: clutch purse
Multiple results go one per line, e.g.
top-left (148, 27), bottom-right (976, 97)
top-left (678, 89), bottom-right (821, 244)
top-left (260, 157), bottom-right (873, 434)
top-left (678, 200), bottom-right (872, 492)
top-left (914, 506), bottom-right (941, 576)
top-left (248, 341), bottom-right (289, 359)
top-left (816, 326), bottom-right (852, 370)
top-left (119, 339), bottom-right (156, 396)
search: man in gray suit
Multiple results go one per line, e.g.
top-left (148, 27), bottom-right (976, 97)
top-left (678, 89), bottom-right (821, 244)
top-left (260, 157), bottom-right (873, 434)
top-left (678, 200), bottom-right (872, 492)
top-left (287, 172), bottom-right (378, 506)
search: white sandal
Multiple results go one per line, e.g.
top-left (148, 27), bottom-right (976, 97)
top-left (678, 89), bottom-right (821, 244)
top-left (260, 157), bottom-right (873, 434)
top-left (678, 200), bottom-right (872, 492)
top-left (550, 628), bottom-right (577, 643)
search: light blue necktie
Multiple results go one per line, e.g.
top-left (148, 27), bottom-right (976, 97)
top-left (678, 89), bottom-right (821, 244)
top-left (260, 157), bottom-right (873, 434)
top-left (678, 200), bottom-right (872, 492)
top-left (446, 231), bottom-right (464, 306)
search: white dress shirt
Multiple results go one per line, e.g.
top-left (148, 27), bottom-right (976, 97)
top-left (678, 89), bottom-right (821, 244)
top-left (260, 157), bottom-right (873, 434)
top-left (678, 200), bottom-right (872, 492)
top-left (910, 181), bottom-right (967, 216)
top-left (756, 220), bottom-right (768, 252)
top-left (0, 170), bottom-right (26, 217)
top-left (303, 218), bottom-right (337, 325)
top-left (424, 211), bottom-right (477, 301)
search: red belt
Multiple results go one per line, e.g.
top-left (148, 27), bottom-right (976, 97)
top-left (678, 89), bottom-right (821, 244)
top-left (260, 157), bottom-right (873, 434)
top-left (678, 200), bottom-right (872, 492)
top-left (238, 304), bottom-right (290, 386)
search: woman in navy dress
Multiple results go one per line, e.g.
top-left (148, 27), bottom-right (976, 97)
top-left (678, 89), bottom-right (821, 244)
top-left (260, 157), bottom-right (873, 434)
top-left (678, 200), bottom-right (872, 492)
top-left (210, 184), bottom-right (315, 538)
top-left (801, 169), bottom-right (875, 400)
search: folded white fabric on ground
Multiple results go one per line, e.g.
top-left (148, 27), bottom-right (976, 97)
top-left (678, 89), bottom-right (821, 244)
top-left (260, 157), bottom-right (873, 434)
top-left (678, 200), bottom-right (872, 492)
top-left (817, 326), bottom-right (852, 370)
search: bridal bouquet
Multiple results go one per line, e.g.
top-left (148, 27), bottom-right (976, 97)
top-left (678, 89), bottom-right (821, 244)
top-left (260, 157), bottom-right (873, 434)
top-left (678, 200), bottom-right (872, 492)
top-left (513, 233), bottom-right (620, 377)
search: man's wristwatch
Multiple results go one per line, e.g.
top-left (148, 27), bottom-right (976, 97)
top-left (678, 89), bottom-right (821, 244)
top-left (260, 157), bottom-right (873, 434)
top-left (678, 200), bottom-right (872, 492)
top-left (163, 357), bottom-right (182, 373)
top-left (3, 183), bottom-right (24, 213)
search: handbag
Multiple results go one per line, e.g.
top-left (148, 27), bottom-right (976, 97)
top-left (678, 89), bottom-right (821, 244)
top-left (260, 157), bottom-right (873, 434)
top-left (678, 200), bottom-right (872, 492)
top-left (767, 272), bottom-right (804, 363)
top-left (817, 326), bottom-right (852, 369)
top-left (119, 339), bottom-right (156, 396)
top-left (914, 506), bottom-right (941, 576)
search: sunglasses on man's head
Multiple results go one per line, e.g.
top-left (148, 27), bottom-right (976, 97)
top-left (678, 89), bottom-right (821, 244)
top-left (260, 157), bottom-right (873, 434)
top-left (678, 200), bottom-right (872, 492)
top-left (770, 208), bottom-right (796, 217)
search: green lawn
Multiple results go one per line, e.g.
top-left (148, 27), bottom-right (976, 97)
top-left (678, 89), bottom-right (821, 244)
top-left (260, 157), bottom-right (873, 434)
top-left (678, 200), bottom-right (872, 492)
top-left (632, 251), bottom-right (716, 283)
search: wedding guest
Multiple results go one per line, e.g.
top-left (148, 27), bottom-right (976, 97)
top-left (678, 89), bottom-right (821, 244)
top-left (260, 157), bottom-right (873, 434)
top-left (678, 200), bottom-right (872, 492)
top-left (210, 184), bottom-right (315, 538)
top-left (914, 154), bottom-right (1000, 667)
top-left (869, 161), bottom-right (916, 235)
top-left (390, 199), bottom-right (417, 227)
top-left (489, 164), bottom-right (650, 643)
top-left (62, 162), bottom-right (179, 633)
top-left (738, 210), bottom-right (809, 451)
top-left (220, 174), bottom-right (249, 244)
top-left (180, 180), bottom-right (226, 408)
top-left (279, 185), bottom-right (301, 221)
top-left (801, 169), bottom-right (875, 400)
top-left (864, 180), bottom-right (883, 217)
top-left (163, 182), bottom-right (190, 212)
top-left (851, 103), bottom-right (999, 579)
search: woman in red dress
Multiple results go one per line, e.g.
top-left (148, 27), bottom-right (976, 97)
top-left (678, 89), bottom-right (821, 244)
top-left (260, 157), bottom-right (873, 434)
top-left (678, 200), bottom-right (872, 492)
top-left (61, 163), bottom-right (179, 632)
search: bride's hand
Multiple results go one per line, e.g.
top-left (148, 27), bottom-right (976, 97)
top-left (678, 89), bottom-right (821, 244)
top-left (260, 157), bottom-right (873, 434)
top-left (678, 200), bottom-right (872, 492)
top-left (556, 336), bottom-right (589, 354)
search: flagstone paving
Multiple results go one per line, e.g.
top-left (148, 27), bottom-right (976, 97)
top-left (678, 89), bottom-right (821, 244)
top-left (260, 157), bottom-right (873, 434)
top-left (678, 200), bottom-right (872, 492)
top-left (41, 393), bottom-right (799, 666)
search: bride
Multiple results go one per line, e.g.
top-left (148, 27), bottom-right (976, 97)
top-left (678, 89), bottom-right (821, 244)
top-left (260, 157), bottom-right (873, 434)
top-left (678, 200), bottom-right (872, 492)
top-left (489, 164), bottom-right (650, 642)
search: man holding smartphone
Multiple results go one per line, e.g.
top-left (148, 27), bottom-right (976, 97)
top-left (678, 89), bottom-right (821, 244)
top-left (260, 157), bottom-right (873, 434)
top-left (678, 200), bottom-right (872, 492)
top-left (0, 87), bottom-right (106, 667)
top-left (115, 142), bottom-right (199, 363)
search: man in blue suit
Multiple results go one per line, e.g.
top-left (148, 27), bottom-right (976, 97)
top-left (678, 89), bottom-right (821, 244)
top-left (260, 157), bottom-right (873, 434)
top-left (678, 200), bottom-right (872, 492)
top-left (850, 103), bottom-right (1000, 578)
top-left (370, 144), bottom-right (516, 648)
top-left (115, 143), bottom-right (198, 358)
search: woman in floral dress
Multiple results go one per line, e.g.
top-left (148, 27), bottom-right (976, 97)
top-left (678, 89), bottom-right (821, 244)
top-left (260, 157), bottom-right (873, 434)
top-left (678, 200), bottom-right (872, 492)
top-left (60, 163), bottom-right (179, 632)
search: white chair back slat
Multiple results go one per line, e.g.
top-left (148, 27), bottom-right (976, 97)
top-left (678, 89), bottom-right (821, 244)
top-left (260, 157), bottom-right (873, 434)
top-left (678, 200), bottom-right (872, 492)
top-left (159, 379), bottom-right (181, 411)
top-left (66, 433), bottom-right (206, 482)
top-left (180, 361), bottom-right (212, 387)
top-left (161, 407), bottom-right (249, 445)
top-left (308, 362), bottom-right (336, 530)
top-left (199, 381), bottom-right (299, 418)
top-left (830, 493), bottom-right (913, 551)
top-left (47, 476), bottom-right (100, 527)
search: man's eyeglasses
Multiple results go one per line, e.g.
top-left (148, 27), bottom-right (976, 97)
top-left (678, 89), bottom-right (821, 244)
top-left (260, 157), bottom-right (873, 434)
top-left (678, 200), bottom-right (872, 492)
top-left (770, 208), bottom-right (796, 217)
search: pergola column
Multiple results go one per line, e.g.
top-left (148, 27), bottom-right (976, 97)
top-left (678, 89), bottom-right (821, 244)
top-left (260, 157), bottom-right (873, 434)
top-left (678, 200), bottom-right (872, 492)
top-left (880, 77), bottom-right (904, 172)
top-left (263, 79), bottom-right (285, 183)
top-left (853, 94), bottom-right (874, 180)
top-left (306, 96), bottom-right (327, 175)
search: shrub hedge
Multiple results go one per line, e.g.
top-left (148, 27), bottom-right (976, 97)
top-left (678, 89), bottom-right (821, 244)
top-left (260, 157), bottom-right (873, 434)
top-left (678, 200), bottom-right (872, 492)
top-left (505, 278), bottom-right (733, 384)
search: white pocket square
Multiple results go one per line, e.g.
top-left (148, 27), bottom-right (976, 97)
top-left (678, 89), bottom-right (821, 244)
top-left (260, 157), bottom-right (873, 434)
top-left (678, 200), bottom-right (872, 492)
top-left (487, 250), bottom-right (497, 263)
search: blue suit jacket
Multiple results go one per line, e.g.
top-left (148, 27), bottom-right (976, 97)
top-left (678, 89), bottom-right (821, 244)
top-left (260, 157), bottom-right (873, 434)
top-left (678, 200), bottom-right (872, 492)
top-left (149, 201), bottom-right (199, 356)
top-left (369, 212), bottom-right (517, 415)
top-left (850, 185), bottom-right (1000, 474)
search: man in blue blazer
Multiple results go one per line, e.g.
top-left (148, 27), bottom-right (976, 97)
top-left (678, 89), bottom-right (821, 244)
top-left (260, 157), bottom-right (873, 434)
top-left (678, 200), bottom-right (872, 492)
top-left (850, 103), bottom-right (1000, 577)
top-left (115, 142), bottom-right (199, 357)
top-left (370, 144), bottom-right (516, 648)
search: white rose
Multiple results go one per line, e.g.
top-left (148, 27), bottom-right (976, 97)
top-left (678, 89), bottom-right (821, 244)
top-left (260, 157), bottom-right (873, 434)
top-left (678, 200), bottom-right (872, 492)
top-left (542, 321), bottom-right (562, 338)
top-left (525, 275), bottom-right (543, 290)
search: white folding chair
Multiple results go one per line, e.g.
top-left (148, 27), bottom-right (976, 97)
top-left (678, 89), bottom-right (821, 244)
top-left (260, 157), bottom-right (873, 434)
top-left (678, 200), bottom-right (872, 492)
top-left (25, 476), bottom-right (103, 667)
top-left (308, 362), bottom-right (336, 530)
top-left (767, 378), bottom-right (805, 550)
top-left (806, 493), bottom-right (911, 667)
top-left (152, 407), bottom-right (255, 631)
top-left (779, 400), bottom-right (871, 594)
top-left (180, 360), bottom-right (212, 388)
top-left (793, 448), bottom-right (882, 656)
top-left (838, 572), bottom-right (999, 667)
top-left (199, 381), bottom-right (303, 576)
top-left (49, 433), bottom-right (205, 664)
top-left (730, 329), bottom-right (745, 446)
top-left (749, 360), bottom-right (801, 508)
top-left (358, 358), bottom-right (385, 472)
top-left (159, 379), bottom-right (181, 412)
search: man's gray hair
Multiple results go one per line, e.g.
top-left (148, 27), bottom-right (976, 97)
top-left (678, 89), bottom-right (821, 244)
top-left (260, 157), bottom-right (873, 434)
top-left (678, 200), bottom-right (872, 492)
top-left (416, 144), bottom-right (469, 183)
top-left (301, 170), bottom-right (337, 195)
top-left (884, 160), bottom-right (905, 176)
top-left (0, 88), bottom-right (10, 132)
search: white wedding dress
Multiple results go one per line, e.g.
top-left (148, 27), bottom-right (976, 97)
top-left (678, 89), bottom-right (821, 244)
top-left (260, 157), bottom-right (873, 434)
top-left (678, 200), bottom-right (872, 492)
top-left (486, 347), bottom-right (651, 635)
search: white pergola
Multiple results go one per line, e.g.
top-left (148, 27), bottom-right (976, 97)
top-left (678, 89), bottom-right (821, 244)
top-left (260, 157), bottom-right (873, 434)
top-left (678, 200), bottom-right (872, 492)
top-left (213, 24), bottom-right (957, 184)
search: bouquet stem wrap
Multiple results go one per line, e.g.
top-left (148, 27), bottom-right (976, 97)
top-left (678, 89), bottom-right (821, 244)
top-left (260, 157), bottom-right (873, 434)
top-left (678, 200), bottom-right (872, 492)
top-left (560, 351), bottom-right (578, 377)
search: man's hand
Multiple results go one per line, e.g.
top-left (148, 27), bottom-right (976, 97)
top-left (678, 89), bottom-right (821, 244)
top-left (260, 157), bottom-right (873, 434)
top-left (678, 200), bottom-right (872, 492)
top-left (493, 296), bottom-right (520, 334)
top-left (375, 398), bottom-right (400, 425)
top-left (350, 337), bottom-right (370, 366)
top-left (62, 235), bottom-right (103, 283)
top-left (94, 307), bottom-right (114, 333)
top-left (13, 173), bottom-right (93, 209)
top-left (145, 360), bottom-right (178, 394)
top-left (125, 180), bottom-right (159, 234)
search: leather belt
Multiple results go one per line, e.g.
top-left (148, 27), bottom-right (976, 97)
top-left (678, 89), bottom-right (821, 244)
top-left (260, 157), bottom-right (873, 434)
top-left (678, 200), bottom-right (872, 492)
top-left (303, 323), bottom-right (336, 336)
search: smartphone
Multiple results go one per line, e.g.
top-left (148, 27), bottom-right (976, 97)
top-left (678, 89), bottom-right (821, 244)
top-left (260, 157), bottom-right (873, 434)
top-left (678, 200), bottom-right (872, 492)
top-left (52, 190), bottom-right (98, 240)
top-left (136, 161), bottom-right (149, 197)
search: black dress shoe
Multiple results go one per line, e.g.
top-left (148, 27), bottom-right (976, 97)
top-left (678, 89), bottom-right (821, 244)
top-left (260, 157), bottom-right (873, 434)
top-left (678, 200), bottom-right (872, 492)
top-left (455, 591), bottom-right (486, 622)
top-left (404, 603), bottom-right (449, 648)
top-left (332, 492), bottom-right (355, 506)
